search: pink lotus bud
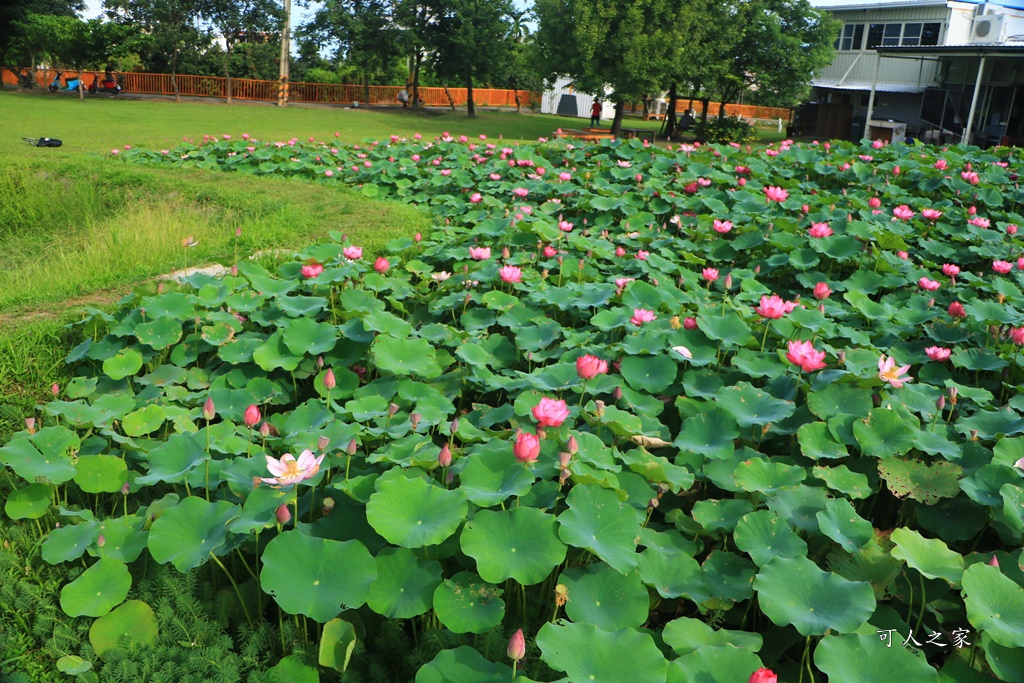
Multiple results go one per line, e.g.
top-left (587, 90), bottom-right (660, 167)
top-left (389, 402), bottom-right (399, 416)
top-left (318, 435), bottom-right (330, 451)
top-left (724, 273), bottom-right (732, 290)
top-left (317, 356), bottom-right (325, 368)
top-left (25, 417), bottom-right (35, 434)
top-left (374, 257), bottom-right (390, 274)
top-left (567, 435), bottom-right (578, 454)
top-left (121, 482), bottom-right (130, 495)
top-left (347, 439), bottom-right (359, 455)
top-left (259, 421), bottom-right (270, 438)
top-left (51, 383), bottom-right (59, 396)
top-left (508, 629), bottom-right (526, 662)
top-left (450, 418), bottom-right (459, 435)
top-left (438, 443), bottom-right (452, 468)
top-left (415, 232), bottom-right (422, 242)
top-left (683, 317), bottom-right (697, 330)
top-left (513, 431), bottom-right (541, 464)
top-left (275, 504), bottom-right (291, 524)
top-left (203, 397), bottom-right (216, 421)
top-left (231, 264), bottom-right (239, 277)
top-left (988, 555), bottom-right (1000, 567)
top-left (244, 404), bottom-right (261, 427)
top-left (936, 396), bottom-right (946, 411)
top-left (324, 368), bottom-right (336, 390)
top-left (411, 413), bottom-right (421, 429)
top-left (613, 387), bottom-right (623, 401)
top-left (97, 534), bottom-right (105, 548)
top-left (969, 205), bottom-right (977, 216)
top-left (502, 246), bottom-right (510, 259)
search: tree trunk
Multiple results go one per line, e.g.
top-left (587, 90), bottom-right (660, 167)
top-left (661, 83), bottom-right (678, 138)
top-left (442, 82), bottom-right (456, 111)
top-left (171, 45), bottom-right (180, 102)
top-left (363, 73), bottom-right (369, 105)
top-left (611, 101), bottom-right (625, 138)
top-left (224, 40), bottom-right (233, 104)
top-left (466, 71), bottom-right (475, 118)
top-left (411, 51), bottom-right (422, 109)
top-left (77, 67), bottom-right (84, 101)
top-left (699, 97), bottom-right (709, 124)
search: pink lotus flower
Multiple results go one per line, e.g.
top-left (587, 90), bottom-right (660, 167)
top-left (636, 250), bottom-right (649, 261)
top-left (813, 282), bottom-right (832, 300)
top-left (543, 246), bottom-right (557, 258)
top-left (993, 260), bottom-right (1013, 274)
top-left (513, 431), bottom-right (541, 464)
top-left (786, 340), bottom-right (826, 372)
top-left (499, 265), bottom-right (522, 283)
top-left (438, 443), bottom-right (452, 467)
top-left (948, 301), bottom-right (967, 318)
top-left (922, 209), bottom-right (943, 221)
top-left (615, 246), bottom-right (626, 258)
top-left (615, 277), bottom-right (634, 290)
top-left (513, 187), bottom-right (528, 197)
top-left (869, 197), bottom-right (881, 208)
top-left (764, 186), bottom-right (788, 203)
top-left (577, 354), bottom-right (608, 380)
top-left (1011, 327), bottom-right (1024, 345)
top-left (755, 295), bottom-right (790, 319)
top-left (893, 205), bottom-right (915, 220)
top-left (749, 668), bottom-right (777, 683)
top-left (872, 139), bottom-right (885, 149)
top-left (374, 257), bottom-right (389, 274)
top-left (713, 219), bottom-right (733, 233)
top-left (202, 398), bottom-right (216, 421)
top-left (470, 192), bottom-right (482, 203)
top-left (942, 264), bottom-right (960, 276)
top-left (961, 171), bottom-right (980, 185)
top-left (508, 629), bottom-right (526, 661)
top-left (1009, 224), bottom-right (1019, 235)
top-left (918, 277), bottom-right (940, 291)
top-left (878, 354), bottom-right (912, 388)
top-left (925, 346), bottom-right (951, 361)
top-left (897, 251), bottom-right (909, 260)
top-left (533, 397), bottom-right (570, 428)
top-left (968, 217), bottom-right (990, 228)
top-left (631, 308), bottom-right (657, 326)
top-left (469, 246), bottom-right (491, 260)
top-left (808, 223), bottom-right (833, 238)
top-left (934, 159), bottom-right (948, 171)
top-left (558, 172), bottom-right (571, 181)
top-left (262, 449), bottom-right (325, 486)
top-left (244, 404), bottom-right (261, 428)
top-left (558, 220), bottom-right (573, 232)
top-left (702, 268), bottom-right (719, 282)
top-left (301, 263), bottom-right (324, 279)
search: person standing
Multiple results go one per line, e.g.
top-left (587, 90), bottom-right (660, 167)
top-left (590, 99), bottom-right (602, 128)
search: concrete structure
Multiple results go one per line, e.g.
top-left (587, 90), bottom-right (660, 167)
top-left (540, 76), bottom-right (617, 122)
top-left (808, 0), bottom-right (1024, 145)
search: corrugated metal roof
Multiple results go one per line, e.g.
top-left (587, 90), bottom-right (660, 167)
top-left (811, 0), bottom-right (1024, 9)
top-left (875, 42), bottom-right (1024, 55)
top-left (812, 78), bottom-right (929, 92)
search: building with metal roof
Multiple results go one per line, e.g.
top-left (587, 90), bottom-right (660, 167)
top-left (807, 0), bottom-right (1024, 144)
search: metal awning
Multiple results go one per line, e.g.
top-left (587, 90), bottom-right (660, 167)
top-left (812, 79), bottom-right (928, 93)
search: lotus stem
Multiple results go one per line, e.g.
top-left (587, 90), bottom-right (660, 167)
top-left (210, 552), bottom-right (252, 627)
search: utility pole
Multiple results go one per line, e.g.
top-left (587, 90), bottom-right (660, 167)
top-left (277, 0), bottom-right (291, 106)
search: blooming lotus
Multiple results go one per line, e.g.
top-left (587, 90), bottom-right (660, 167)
top-left (261, 449), bottom-right (325, 486)
top-left (499, 265), bottom-right (522, 283)
top-left (713, 219), bottom-right (732, 233)
top-left (431, 271), bottom-right (451, 282)
top-left (968, 216), bottom-right (990, 228)
top-left (1011, 327), bottom-right (1024, 345)
top-left (925, 346), bottom-right (951, 361)
top-left (469, 246), bottom-right (491, 260)
top-left (513, 431), bottom-right (541, 464)
top-left (533, 397), bottom-right (570, 428)
top-left (922, 208), bottom-right (943, 221)
top-left (942, 263), bottom-right (960, 276)
top-left (764, 186), bottom-right (788, 203)
top-left (631, 308), bottom-right (657, 326)
top-left (948, 301), bottom-right (967, 318)
top-left (934, 158), bottom-right (948, 170)
top-left (301, 263), bottom-right (324, 279)
top-left (636, 250), bottom-right (649, 260)
top-left (918, 277), bottom-right (940, 291)
top-left (878, 354), bottom-right (912, 388)
top-left (786, 340), bottom-right (826, 372)
top-left (513, 187), bottom-right (528, 197)
top-left (808, 223), bottom-right (833, 238)
top-left (893, 205), bottom-right (915, 220)
top-left (755, 294), bottom-right (790, 320)
top-left (702, 268), bottom-right (719, 282)
top-left (993, 260), bottom-right (1013, 274)
top-left (813, 282), bottom-right (832, 300)
top-left (470, 192), bottom-right (482, 203)
top-left (576, 354), bottom-right (608, 380)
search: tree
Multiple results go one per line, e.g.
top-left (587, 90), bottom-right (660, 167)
top-left (429, 0), bottom-right (514, 118)
top-left (0, 0), bottom-right (83, 73)
top-left (203, 0), bottom-right (281, 103)
top-left (534, 0), bottom-right (677, 136)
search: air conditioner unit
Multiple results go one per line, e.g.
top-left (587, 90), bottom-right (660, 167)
top-left (971, 13), bottom-right (1005, 43)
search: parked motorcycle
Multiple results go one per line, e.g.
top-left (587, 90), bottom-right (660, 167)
top-left (88, 73), bottom-right (121, 95)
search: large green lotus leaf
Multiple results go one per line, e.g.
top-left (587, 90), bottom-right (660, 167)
top-left (961, 463), bottom-right (1019, 507)
top-left (766, 484), bottom-right (829, 532)
top-left (673, 408), bottom-right (738, 459)
top-left (366, 473), bottom-right (466, 548)
top-left (536, 621), bottom-right (667, 683)
top-left (73, 454), bottom-right (128, 494)
top-left (754, 556), bottom-right (875, 635)
top-left (261, 531), bottom-right (376, 622)
top-left (558, 564), bottom-right (649, 631)
top-left (797, 421), bottom-right (849, 460)
top-left (415, 646), bottom-right (514, 683)
top-left (637, 547), bottom-right (707, 600)
top-left (283, 317), bottom-right (339, 356)
top-left (701, 551), bottom-right (756, 603)
top-left (462, 507), bottom-right (566, 585)
top-left (714, 382), bottom-right (795, 428)
top-left (458, 445), bottom-right (536, 507)
top-left (102, 347), bottom-right (144, 380)
top-left (963, 563), bottom-right (1024, 648)
top-left (691, 499), bottom-right (753, 534)
top-left (366, 547), bottom-right (442, 619)
top-left (253, 330), bottom-right (303, 372)
top-left (814, 634), bottom-right (939, 683)
top-left (371, 334), bottom-right (438, 377)
top-left (122, 404), bottom-right (166, 437)
top-left (734, 458), bottom-right (806, 494)
top-left (89, 599), bottom-right (158, 656)
top-left (853, 409), bottom-right (917, 458)
top-left (557, 485), bottom-right (642, 575)
top-left (620, 355), bottom-right (677, 394)
top-left (980, 633), bottom-right (1024, 683)
top-left (816, 498), bottom-right (874, 553)
top-left (42, 518), bottom-right (99, 563)
top-left (56, 655), bottom-right (93, 675)
top-left (878, 457), bottom-right (962, 504)
top-left (0, 431), bottom-right (78, 484)
top-left (813, 465), bottom-right (873, 499)
top-left (268, 654), bottom-right (319, 683)
top-left (662, 618), bottom-right (763, 656)
top-left (619, 447), bottom-right (694, 492)
top-left (319, 618), bottom-right (357, 673)
top-left (890, 527), bottom-right (964, 585)
top-left (696, 312), bottom-right (755, 347)
top-left (957, 408), bottom-right (1024, 440)
top-left (4, 483), bottom-right (51, 519)
top-left (621, 280), bottom-right (664, 311)
top-left (135, 432), bottom-right (207, 485)
top-left (96, 515), bottom-right (148, 563)
top-left (148, 498), bottom-right (238, 572)
top-left (666, 645), bottom-right (764, 683)
top-left (1001, 484), bottom-right (1024, 534)
top-left (432, 571), bottom-right (505, 634)
top-left (135, 317), bottom-right (183, 350)
top-left (59, 558), bottom-right (131, 617)
top-left (733, 510), bottom-right (807, 566)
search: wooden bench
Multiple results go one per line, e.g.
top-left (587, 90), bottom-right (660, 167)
top-left (620, 127), bottom-right (655, 142)
top-left (643, 113), bottom-right (666, 121)
top-left (554, 127), bottom-right (616, 143)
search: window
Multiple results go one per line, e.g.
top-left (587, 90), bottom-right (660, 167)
top-left (867, 22), bottom-right (942, 48)
top-left (836, 23), bottom-right (865, 51)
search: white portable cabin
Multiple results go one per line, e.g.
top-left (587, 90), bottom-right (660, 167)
top-left (540, 76), bottom-right (617, 122)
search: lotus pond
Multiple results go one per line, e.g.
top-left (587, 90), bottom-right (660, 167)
top-left (4, 131), bottom-right (1024, 682)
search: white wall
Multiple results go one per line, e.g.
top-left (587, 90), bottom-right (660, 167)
top-left (540, 76), bottom-right (616, 121)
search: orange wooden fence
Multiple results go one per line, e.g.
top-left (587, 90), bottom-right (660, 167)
top-left (674, 99), bottom-right (792, 121)
top-left (3, 67), bottom-right (538, 107)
